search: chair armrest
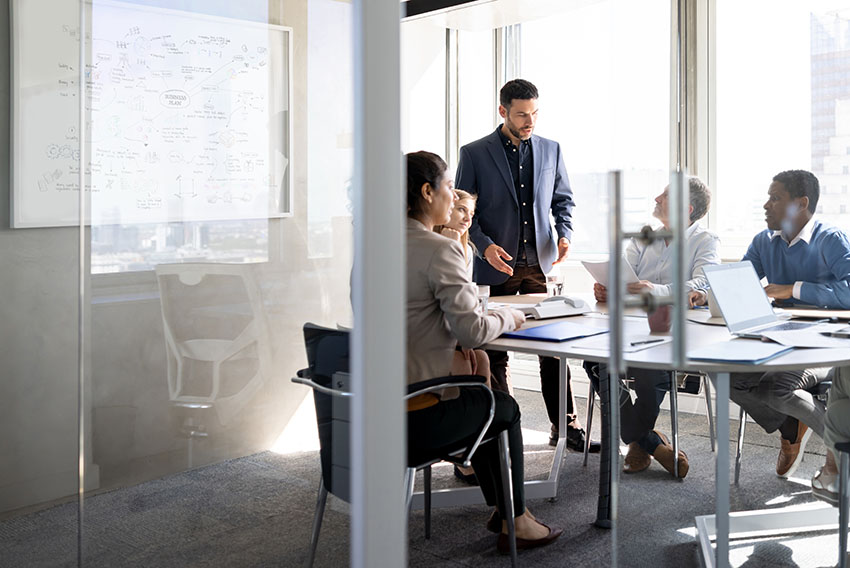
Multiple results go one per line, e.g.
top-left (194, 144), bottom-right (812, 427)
top-left (835, 441), bottom-right (850, 454)
top-left (406, 374), bottom-right (485, 397)
top-left (291, 375), bottom-right (353, 398)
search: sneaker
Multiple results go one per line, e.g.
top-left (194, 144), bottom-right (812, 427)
top-left (811, 467), bottom-right (839, 506)
top-left (652, 430), bottom-right (689, 478)
top-left (776, 422), bottom-right (812, 478)
top-left (623, 442), bottom-right (651, 473)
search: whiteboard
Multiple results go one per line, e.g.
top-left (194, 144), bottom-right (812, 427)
top-left (11, 0), bottom-right (293, 228)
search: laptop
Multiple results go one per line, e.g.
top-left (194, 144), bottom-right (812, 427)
top-left (702, 261), bottom-right (822, 339)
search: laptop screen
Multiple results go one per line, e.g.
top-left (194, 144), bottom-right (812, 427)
top-left (703, 262), bottom-right (778, 333)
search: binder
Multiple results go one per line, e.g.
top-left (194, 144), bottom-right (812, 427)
top-left (502, 321), bottom-right (608, 343)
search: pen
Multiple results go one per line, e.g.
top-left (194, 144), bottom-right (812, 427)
top-left (630, 338), bottom-right (665, 346)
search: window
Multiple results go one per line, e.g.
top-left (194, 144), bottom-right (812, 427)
top-left (520, 1), bottom-right (671, 255)
top-left (714, 0), bottom-right (850, 258)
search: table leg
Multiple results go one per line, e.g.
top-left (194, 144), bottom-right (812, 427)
top-left (714, 371), bottom-right (730, 568)
top-left (595, 364), bottom-right (613, 528)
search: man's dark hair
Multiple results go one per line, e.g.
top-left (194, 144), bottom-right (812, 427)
top-left (773, 170), bottom-right (819, 213)
top-left (499, 79), bottom-right (539, 109)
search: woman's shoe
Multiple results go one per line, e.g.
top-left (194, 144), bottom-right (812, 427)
top-left (486, 510), bottom-right (501, 533)
top-left (453, 464), bottom-right (479, 485)
top-left (496, 522), bottom-right (564, 555)
top-left (812, 467), bottom-right (839, 506)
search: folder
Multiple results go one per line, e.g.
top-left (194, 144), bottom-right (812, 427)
top-left (502, 321), bottom-right (608, 343)
top-left (687, 340), bottom-right (794, 364)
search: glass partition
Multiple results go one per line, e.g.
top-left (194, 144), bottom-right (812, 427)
top-left (0, 0), bottom-right (81, 564)
top-left (0, 0), bottom-right (355, 565)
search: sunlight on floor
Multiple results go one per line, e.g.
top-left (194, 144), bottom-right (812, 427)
top-left (269, 394), bottom-right (319, 454)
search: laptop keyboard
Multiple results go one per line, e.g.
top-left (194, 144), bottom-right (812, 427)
top-left (756, 321), bottom-right (815, 334)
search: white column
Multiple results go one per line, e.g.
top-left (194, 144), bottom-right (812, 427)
top-left (351, 1), bottom-right (406, 568)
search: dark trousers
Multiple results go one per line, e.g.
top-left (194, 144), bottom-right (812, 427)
top-left (407, 389), bottom-right (525, 516)
top-left (488, 264), bottom-right (577, 427)
top-left (585, 361), bottom-right (671, 453)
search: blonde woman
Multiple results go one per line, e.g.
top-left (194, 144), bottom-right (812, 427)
top-left (435, 189), bottom-right (478, 280)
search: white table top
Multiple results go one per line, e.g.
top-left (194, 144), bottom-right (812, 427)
top-left (487, 297), bottom-right (850, 373)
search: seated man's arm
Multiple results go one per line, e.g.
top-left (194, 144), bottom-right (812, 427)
top-left (797, 231), bottom-right (850, 309)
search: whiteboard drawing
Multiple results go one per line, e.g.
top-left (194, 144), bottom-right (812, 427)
top-left (11, 0), bottom-right (293, 227)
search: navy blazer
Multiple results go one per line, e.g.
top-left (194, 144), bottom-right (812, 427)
top-left (455, 129), bottom-right (575, 285)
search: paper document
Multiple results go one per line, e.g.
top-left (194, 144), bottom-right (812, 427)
top-left (688, 340), bottom-right (794, 364)
top-left (761, 323), bottom-right (850, 348)
top-left (569, 333), bottom-right (672, 352)
top-left (581, 259), bottom-right (640, 287)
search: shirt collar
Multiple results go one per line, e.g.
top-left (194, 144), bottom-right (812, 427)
top-left (496, 125), bottom-right (530, 149)
top-left (770, 215), bottom-right (816, 246)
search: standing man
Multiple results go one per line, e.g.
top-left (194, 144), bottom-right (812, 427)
top-left (455, 79), bottom-right (598, 452)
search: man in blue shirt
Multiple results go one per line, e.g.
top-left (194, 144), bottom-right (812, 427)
top-left (696, 170), bottom-right (850, 479)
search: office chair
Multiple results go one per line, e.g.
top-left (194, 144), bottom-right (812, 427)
top-left (583, 366), bottom-right (715, 479)
top-left (734, 380), bottom-right (831, 484)
top-left (295, 323), bottom-right (518, 567)
top-left (155, 263), bottom-right (272, 465)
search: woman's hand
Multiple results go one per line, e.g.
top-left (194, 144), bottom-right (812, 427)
top-left (509, 308), bottom-right (526, 330)
top-left (459, 347), bottom-right (477, 375)
top-left (440, 227), bottom-right (462, 241)
top-left (627, 280), bottom-right (655, 294)
top-left (593, 282), bottom-right (607, 303)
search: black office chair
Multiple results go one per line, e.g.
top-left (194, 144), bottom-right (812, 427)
top-left (734, 380), bottom-right (831, 484)
top-left (294, 323), bottom-right (518, 567)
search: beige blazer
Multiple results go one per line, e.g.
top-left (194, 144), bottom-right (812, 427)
top-left (407, 218), bottom-right (516, 388)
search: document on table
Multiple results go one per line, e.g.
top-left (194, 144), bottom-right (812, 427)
top-left (688, 340), bottom-right (794, 364)
top-left (761, 323), bottom-right (850, 348)
top-left (569, 333), bottom-right (672, 352)
top-left (581, 259), bottom-right (640, 286)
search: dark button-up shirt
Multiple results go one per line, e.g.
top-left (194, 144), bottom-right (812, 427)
top-left (497, 126), bottom-right (537, 266)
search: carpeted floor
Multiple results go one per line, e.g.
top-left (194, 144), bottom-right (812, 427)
top-left (0, 388), bottom-right (843, 568)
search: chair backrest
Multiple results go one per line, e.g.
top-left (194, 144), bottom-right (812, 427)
top-left (302, 323), bottom-right (351, 501)
top-left (154, 262), bottom-right (272, 426)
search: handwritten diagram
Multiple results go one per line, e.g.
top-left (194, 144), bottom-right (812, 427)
top-left (12, 0), bottom-right (292, 227)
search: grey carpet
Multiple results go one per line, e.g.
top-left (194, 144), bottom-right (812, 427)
top-left (0, 389), bottom-right (843, 568)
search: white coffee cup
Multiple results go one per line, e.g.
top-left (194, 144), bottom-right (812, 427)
top-left (707, 289), bottom-right (723, 318)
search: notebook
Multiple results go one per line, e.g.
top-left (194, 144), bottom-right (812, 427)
top-left (502, 321), bottom-right (608, 342)
top-left (702, 262), bottom-right (822, 339)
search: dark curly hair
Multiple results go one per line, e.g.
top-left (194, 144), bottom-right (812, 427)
top-left (773, 170), bottom-right (819, 213)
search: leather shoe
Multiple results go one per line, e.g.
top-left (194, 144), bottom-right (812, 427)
top-left (812, 467), bottom-right (839, 505)
top-left (652, 430), bottom-right (689, 478)
top-left (623, 442), bottom-right (651, 473)
top-left (496, 522), bottom-right (563, 555)
top-left (550, 424), bottom-right (601, 453)
top-left (777, 421), bottom-right (812, 478)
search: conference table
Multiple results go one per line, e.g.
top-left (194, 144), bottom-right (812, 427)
top-left (483, 295), bottom-right (850, 568)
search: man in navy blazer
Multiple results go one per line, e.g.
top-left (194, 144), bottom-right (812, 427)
top-left (455, 79), bottom-right (598, 452)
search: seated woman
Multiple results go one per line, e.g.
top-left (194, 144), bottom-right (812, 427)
top-left (405, 150), bottom-right (562, 553)
top-left (434, 188), bottom-right (490, 483)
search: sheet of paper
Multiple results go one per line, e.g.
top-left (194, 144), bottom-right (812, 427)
top-left (569, 333), bottom-right (672, 352)
top-left (581, 259), bottom-right (640, 286)
top-left (761, 324), bottom-right (850, 348)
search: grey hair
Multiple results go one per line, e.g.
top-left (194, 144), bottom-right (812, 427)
top-left (688, 177), bottom-right (711, 223)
